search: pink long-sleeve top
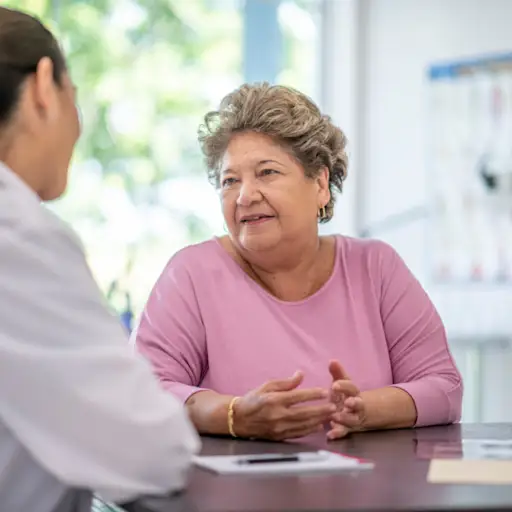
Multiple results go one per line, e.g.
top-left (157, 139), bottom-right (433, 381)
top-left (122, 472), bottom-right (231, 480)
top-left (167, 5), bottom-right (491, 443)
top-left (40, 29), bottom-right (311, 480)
top-left (136, 235), bottom-right (463, 427)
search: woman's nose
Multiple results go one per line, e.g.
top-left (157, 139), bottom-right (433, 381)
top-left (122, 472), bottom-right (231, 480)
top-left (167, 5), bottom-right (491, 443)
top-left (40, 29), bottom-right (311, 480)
top-left (236, 180), bottom-right (262, 206)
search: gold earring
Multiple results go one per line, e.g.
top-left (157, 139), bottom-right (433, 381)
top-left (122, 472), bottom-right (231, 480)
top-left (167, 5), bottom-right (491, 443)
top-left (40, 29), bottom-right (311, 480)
top-left (318, 206), bottom-right (327, 220)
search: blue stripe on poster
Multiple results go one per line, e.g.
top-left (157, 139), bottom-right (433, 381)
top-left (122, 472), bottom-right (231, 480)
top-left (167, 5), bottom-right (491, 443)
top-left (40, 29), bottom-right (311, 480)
top-left (428, 51), bottom-right (512, 80)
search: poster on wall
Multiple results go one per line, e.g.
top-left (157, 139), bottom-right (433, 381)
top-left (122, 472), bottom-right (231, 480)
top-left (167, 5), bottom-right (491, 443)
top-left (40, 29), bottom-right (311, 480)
top-left (428, 53), bottom-right (512, 284)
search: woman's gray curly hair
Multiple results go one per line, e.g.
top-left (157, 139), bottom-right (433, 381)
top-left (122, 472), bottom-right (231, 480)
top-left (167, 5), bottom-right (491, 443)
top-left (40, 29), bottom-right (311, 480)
top-left (197, 82), bottom-right (348, 223)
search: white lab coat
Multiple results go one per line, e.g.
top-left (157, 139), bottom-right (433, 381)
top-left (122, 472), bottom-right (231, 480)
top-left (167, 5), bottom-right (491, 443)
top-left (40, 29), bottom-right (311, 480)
top-left (0, 163), bottom-right (200, 512)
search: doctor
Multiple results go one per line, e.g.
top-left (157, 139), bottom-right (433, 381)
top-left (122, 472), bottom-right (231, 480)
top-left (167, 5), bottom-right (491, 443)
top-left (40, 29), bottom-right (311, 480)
top-left (0, 7), bottom-right (199, 512)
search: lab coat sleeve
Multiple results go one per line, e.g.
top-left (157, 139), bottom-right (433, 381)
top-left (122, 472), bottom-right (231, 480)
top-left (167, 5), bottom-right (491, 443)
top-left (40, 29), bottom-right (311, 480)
top-left (0, 224), bottom-right (200, 503)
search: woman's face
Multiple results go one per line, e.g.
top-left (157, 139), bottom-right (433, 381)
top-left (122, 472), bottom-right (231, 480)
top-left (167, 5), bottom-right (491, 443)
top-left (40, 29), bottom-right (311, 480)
top-left (219, 131), bottom-right (330, 254)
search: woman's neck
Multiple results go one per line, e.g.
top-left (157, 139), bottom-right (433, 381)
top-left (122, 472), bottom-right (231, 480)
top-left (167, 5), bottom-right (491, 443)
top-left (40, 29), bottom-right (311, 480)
top-left (1, 136), bottom-right (44, 198)
top-left (225, 236), bottom-right (337, 302)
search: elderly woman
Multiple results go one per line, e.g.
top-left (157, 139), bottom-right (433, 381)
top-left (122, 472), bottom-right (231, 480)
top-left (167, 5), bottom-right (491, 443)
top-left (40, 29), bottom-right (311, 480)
top-left (136, 83), bottom-right (463, 441)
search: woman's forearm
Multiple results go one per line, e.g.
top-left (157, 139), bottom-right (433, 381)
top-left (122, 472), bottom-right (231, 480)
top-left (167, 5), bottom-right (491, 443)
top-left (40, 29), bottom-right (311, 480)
top-left (187, 387), bottom-right (418, 435)
top-left (360, 386), bottom-right (417, 431)
top-left (185, 390), bottom-right (234, 435)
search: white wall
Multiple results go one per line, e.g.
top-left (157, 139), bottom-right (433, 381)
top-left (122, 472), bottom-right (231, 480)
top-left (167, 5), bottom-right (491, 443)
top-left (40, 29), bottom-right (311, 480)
top-left (327, 0), bottom-right (512, 422)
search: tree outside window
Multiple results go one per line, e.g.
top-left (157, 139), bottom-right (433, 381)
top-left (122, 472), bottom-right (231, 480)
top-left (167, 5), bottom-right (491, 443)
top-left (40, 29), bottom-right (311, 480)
top-left (6, 0), bottom-right (321, 320)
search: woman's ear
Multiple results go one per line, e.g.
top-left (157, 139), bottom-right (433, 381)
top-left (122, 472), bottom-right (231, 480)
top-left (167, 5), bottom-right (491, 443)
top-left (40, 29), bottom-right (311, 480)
top-left (317, 166), bottom-right (331, 205)
top-left (32, 57), bottom-right (59, 122)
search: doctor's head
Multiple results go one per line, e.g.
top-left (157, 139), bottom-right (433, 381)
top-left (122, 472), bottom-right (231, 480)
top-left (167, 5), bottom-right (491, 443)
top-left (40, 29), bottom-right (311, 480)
top-left (0, 7), bottom-right (80, 201)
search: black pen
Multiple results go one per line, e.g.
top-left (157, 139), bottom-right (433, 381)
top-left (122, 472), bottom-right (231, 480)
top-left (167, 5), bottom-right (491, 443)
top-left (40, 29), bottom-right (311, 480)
top-left (237, 452), bottom-right (329, 465)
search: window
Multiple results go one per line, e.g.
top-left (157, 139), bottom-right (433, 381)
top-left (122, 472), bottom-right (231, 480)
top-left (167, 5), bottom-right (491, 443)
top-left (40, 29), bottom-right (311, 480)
top-left (8, 0), bottom-right (322, 321)
top-left (278, 0), bottom-right (321, 99)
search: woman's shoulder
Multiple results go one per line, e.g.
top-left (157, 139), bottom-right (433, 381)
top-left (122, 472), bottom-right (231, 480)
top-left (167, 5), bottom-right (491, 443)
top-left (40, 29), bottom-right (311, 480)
top-left (334, 234), bottom-right (418, 294)
top-left (334, 235), bottom-right (399, 264)
top-left (148, 239), bottom-right (226, 298)
top-left (154, 237), bottom-right (247, 301)
top-left (332, 235), bottom-right (408, 286)
top-left (159, 237), bottom-right (243, 288)
top-left (164, 238), bottom-right (225, 274)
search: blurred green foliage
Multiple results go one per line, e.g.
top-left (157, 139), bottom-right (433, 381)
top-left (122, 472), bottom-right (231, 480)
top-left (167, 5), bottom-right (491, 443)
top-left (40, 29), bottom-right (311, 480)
top-left (5, 0), bottom-right (319, 314)
top-left (5, 0), bottom-right (242, 311)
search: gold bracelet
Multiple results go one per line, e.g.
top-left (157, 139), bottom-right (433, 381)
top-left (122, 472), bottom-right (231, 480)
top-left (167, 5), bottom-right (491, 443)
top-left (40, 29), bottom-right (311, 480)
top-left (228, 397), bottom-right (240, 437)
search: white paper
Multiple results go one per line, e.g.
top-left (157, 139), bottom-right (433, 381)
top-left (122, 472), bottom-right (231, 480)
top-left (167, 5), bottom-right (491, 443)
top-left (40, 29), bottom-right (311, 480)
top-left (462, 439), bottom-right (512, 460)
top-left (193, 450), bottom-right (373, 475)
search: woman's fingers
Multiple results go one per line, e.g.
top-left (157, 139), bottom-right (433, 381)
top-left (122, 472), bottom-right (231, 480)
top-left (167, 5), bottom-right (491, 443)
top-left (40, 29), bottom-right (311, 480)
top-left (332, 379), bottom-right (360, 397)
top-left (326, 421), bottom-right (351, 440)
top-left (331, 410), bottom-right (361, 428)
top-left (344, 395), bottom-right (364, 412)
top-left (328, 360), bottom-right (350, 381)
top-left (285, 402), bottom-right (337, 421)
top-left (243, 372), bottom-right (363, 441)
top-left (262, 393), bottom-right (335, 440)
top-left (330, 397), bottom-right (365, 428)
top-left (330, 389), bottom-right (346, 406)
top-left (277, 387), bottom-right (329, 406)
top-left (274, 418), bottom-right (326, 440)
top-left (261, 371), bottom-right (304, 393)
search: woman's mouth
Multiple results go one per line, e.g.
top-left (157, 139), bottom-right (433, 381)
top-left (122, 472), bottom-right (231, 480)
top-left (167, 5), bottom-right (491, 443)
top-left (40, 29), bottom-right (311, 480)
top-left (240, 214), bottom-right (275, 225)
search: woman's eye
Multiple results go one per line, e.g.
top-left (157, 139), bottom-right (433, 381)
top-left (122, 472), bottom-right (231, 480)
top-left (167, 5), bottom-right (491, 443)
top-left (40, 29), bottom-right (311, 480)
top-left (221, 177), bottom-right (237, 188)
top-left (261, 168), bottom-right (278, 176)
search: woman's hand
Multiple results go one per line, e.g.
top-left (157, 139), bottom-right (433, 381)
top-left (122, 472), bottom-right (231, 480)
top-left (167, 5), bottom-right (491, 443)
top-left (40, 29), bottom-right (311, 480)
top-left (327, 360), bottom-right (366, 440)
top-left (233, 371), bottom-right (336, 441)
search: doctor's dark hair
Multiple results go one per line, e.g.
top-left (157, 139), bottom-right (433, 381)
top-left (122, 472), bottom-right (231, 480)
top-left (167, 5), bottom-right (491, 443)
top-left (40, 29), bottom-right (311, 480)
top-left (0, 7), bottom-right (66, 128)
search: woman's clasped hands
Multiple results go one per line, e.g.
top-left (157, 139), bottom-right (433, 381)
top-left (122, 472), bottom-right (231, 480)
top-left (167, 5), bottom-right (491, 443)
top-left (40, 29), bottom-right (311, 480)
top-left (231, 360), bottom-right (366, 441)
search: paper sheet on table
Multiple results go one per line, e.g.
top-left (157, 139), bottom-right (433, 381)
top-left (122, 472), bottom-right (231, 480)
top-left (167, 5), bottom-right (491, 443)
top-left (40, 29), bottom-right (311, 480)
top-left (428, 439), bottom-right (512, 484)
top-left (193, 450), bottom-right (373, 475)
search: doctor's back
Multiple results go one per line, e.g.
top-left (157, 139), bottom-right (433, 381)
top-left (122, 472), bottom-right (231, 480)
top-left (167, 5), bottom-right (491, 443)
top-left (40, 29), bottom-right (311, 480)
top-left (0, 7), bottom-right (199, 512)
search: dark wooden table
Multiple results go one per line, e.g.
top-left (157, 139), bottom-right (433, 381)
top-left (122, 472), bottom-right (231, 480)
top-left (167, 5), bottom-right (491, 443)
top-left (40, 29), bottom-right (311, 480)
top-left (125, 423), bottom-right (512, 512)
